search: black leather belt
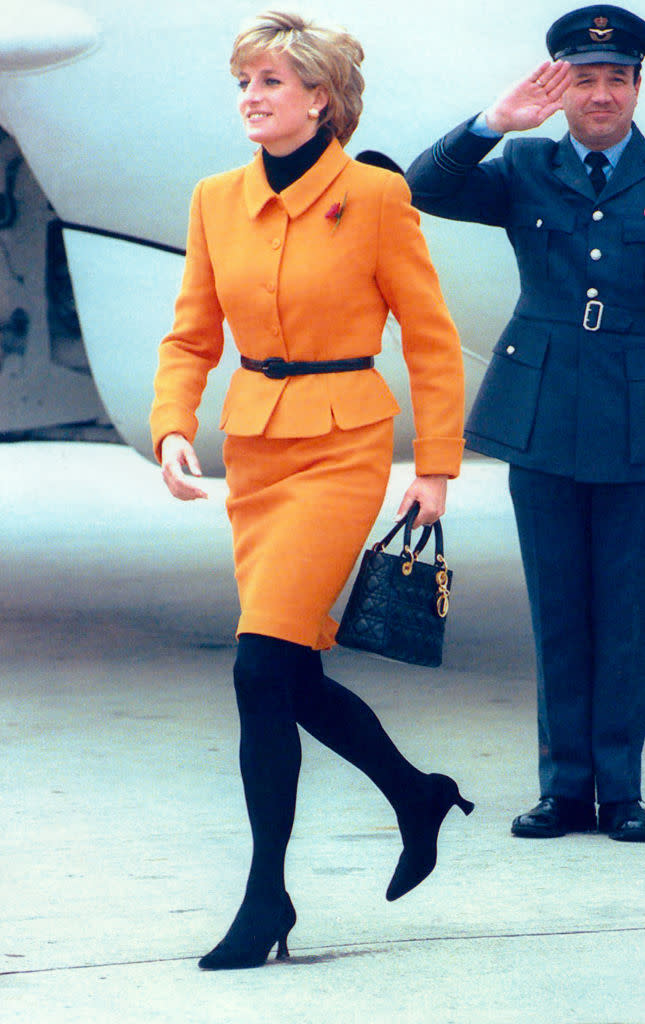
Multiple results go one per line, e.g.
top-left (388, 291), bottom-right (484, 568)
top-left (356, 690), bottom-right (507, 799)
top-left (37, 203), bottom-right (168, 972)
top-left (240, 355), bottom-right (374, 380)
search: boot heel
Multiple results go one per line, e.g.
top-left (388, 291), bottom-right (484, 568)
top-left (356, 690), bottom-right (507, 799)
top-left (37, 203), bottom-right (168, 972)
top-left (198, 892), bottom-right (296, 970)
top-left (456, 794), bottom-right (475, 816)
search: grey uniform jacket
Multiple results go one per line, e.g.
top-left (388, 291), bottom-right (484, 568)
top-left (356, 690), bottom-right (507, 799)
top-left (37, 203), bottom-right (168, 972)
top-left (407, 117), bottom-right (645, 482)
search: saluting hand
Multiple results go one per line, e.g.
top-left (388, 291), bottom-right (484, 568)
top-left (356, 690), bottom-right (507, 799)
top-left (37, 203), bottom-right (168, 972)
top-left (484, 60), bottom-right (571, 134)
top-left (160, 432), bottom-right (209, 501)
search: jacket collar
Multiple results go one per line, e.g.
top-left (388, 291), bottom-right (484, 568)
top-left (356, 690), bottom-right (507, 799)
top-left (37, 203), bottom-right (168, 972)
top-left (243, 136), bottom-right (350, 219)
top-left (598, 122), bottom-right (645, 201)
top-left (552, 122), bottom-right (645, 200)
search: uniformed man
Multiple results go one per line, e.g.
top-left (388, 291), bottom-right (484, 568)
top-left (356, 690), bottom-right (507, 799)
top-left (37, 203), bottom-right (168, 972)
top-left (407, 4), bottom-right (645, 841)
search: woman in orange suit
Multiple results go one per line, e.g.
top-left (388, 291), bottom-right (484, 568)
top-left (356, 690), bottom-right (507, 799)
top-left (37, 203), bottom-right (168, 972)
top-left (150, 10), bottom-right (471, 971)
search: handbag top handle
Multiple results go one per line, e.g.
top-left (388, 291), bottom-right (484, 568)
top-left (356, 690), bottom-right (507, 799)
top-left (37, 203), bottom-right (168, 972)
top-left (373, 501), bottom-right (444, 562)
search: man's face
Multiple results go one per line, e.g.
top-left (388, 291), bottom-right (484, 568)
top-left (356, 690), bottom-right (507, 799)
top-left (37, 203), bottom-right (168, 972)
top-left (561, 62), bottom-right (641, 149)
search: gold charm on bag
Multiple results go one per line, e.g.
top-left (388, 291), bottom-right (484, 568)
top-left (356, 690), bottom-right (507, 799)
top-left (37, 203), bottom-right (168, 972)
top-left (401, 545), bottom-right (415, 576)
top-left (435, 553), bottom-right (450, 618)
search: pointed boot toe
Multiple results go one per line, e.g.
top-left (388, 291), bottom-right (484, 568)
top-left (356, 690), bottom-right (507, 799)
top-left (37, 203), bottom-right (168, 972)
top-left (386, 773), bottom-right (474, 902)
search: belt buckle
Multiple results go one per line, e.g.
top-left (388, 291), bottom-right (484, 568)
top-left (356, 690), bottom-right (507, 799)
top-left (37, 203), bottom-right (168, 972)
top-left (261, 357), bottom-right (288, 379)
top-left (583, 300), bottom-right (603, 331)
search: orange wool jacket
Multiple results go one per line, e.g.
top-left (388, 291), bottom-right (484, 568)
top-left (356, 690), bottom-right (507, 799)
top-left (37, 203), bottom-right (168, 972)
top-left (150, 138), bottom-right (464, 476)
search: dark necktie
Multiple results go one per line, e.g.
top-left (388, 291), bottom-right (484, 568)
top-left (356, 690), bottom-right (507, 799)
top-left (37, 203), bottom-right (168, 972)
top-left (584, 151), bottom-right (609, 195)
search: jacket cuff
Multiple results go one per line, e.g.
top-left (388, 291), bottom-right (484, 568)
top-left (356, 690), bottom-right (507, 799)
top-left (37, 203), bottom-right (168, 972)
top-left (413, 437), bottom-right (465, 479)
top-left (432, 115), bottom-right (502, 173)
top-left (149, 406), bottom-right (198, 463)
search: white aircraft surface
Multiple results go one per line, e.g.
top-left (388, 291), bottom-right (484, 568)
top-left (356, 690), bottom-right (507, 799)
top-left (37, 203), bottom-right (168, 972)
top-left (0, 0), bottom-right (590, 472)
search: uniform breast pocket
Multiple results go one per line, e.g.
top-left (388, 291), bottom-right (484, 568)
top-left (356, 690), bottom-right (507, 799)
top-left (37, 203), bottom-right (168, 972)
top-left (466, 323), bottom-right (550, 451)
top-left (625, 348), bottom-right (645, 463)
top-left (622, 222), bottom-right (645, 283)
top-left (509, 204), bottom-right (575, 282)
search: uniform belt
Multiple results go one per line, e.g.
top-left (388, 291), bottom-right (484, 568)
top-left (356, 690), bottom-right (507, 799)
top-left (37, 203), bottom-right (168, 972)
top-left (240, 355), bottom-right (374, 379)
top-left (514, 295), bottom-right (645, 334)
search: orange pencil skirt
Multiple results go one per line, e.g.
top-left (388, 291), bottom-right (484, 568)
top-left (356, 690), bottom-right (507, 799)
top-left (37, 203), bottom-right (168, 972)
top-left (223, 419), bottom-right (394, 650)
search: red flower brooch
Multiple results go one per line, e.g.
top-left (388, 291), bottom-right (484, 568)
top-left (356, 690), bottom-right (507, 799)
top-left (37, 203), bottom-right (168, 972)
top-left (325, 192), bottom-right (347, 232)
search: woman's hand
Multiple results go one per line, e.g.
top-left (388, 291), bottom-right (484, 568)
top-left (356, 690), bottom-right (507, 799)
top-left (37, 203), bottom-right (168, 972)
top-left (484, 60), bottom-right (571, 134)
top-left (397, 475), bottom-right (448, 528)
top-left (160, 432), bottom-right (208, 501)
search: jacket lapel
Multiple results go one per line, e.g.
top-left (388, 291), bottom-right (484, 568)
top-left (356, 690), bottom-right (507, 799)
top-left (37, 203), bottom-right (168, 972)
top-left (552, 134), bottom-right (595, 199)
top-left (598, 124), bottom-right (645, 201)
top-left (243, 150), bottom-right (276, 219)
top-left (243, 137), bottom-right (350, 220)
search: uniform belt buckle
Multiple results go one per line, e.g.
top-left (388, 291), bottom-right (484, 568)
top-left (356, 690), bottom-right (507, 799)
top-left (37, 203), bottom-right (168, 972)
top-left (583, 300), bottom-right (603, 331)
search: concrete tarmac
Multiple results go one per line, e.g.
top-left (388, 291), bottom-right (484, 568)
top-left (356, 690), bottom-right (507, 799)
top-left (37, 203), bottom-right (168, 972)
top-left (2, 442), bottom-right (644, 1024)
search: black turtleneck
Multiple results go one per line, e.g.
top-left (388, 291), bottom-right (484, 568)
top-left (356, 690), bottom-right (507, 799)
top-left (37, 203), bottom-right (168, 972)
top-left (262, 130), bottom-right (331, 193)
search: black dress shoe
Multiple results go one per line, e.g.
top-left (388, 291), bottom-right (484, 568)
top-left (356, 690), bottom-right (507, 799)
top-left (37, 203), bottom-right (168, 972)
top-left (198, 893), bottom-right (296, 971)
top-left (386, 773), bottom-right (474, 902)
top-left (598, 801), bottom-right (645, 842)
top-left (511, 796), bottom-right (597, 838)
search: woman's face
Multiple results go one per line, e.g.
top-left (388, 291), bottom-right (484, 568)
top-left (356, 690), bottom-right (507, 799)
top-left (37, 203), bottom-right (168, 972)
top-left (237, 50), bottom-right (328, 156)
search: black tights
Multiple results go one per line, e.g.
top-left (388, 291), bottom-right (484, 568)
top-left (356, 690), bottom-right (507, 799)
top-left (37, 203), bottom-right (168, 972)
top-left (233, 633), bottom-right (425, 902)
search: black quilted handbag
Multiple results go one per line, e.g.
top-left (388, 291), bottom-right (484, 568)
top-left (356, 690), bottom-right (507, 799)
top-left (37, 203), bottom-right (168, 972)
top-left (336, 502), bottom-right (452, 667)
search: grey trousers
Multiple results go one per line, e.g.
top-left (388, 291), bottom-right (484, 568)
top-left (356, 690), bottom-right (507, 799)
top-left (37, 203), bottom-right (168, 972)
top-left (509, 465), bottom-right (645, 804)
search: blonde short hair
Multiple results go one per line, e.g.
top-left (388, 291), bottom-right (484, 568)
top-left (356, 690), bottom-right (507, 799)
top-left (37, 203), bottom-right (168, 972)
top-left (230, 10), bottom-right (365, 146)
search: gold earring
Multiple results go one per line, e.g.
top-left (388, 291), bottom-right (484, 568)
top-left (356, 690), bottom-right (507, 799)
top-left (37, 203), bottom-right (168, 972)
top-left (308, 107), bottom-right (320, 119)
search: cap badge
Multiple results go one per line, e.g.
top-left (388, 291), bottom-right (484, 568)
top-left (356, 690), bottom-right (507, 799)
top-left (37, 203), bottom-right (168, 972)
top-left (589, 16), bottom-right (614, 43)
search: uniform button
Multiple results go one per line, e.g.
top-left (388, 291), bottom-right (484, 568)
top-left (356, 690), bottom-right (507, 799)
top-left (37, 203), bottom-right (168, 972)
top-left (271, 326), bottom-right (279, 336)
top-left (272, 238), bottom-right (281, 249)
top-left (590, 248), bottom-right (602, 260)
top-left (587, 287), bottom-right (599, 298)
top-left (267, 282), bottom-right (276, 293)
top-left (592, 210), bottom-right (604, 221)
top-left (536, 218), bottom-right (543, 228)
top-left (506, 345), bottom-right (516, 355)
